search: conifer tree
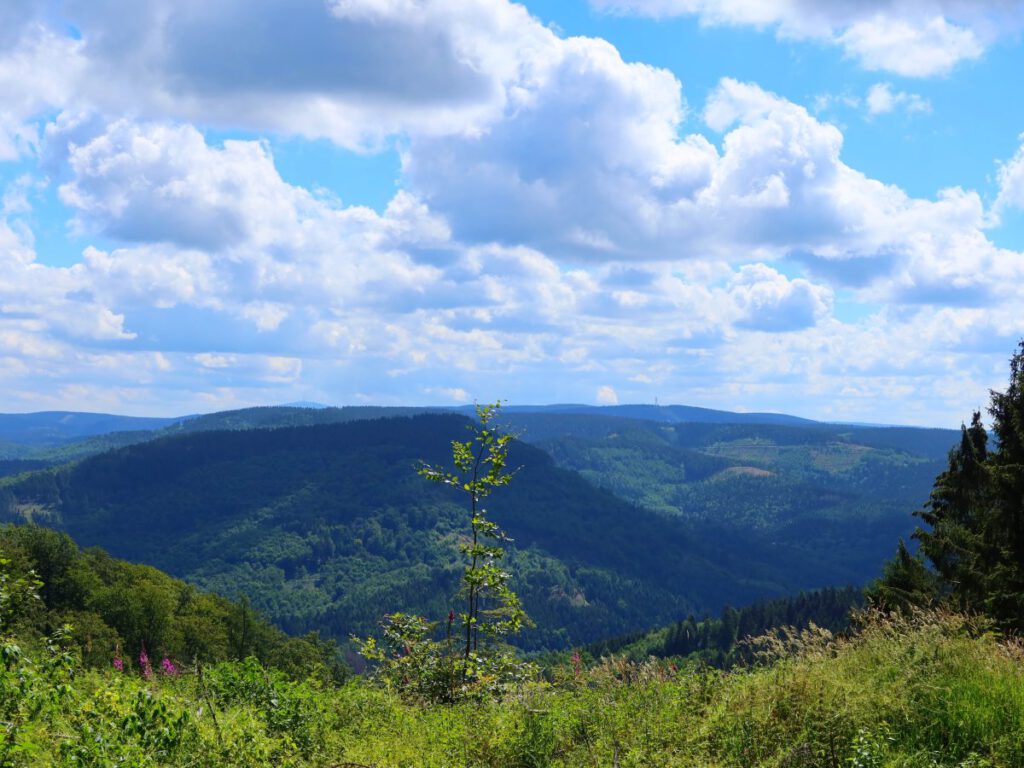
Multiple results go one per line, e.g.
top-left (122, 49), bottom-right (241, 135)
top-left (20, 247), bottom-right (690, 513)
top-left (873, 340), bottom-right (1024, 630)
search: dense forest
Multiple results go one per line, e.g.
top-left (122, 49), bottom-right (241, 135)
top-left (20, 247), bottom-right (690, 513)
top-left (0, 413), bottom-right (891, 651)
top-left (0, 524), bottom-right (340, 678)
top-left (507, 413), bottom-right (954, 581)
top-left (870, 341), bottom-right (1024, 633)
top-left (585, 586), bottom-right (863, 666)
top-left (0, 405), bottom-right (956, 652)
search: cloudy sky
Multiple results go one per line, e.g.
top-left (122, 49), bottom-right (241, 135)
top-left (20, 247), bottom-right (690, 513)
top-left (2, 0), bottom-right (1024, 425)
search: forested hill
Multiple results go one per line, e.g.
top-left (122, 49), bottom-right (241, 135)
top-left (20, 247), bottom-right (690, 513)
top-left (0, 401), bottom-right (948, 471)
top-left (0, 411), bottom-right (180, 455)
top-left (0, 414), bottom-right (843, 651)
top-left (496, 412), bottom-right (957, 590)
top-left (489, 403), bottom-right (819, 426)
top-left (0, 523), bottom-right (338, 677)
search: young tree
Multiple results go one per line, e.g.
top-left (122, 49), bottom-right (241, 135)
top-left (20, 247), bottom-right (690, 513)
top-left (418, 401), bottom-right (527, 662)
top-left (358, 402), bottom-right (531, 701)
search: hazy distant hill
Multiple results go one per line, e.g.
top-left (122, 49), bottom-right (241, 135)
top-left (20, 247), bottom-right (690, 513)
top-left (485, 403), bottom-right (818, 426)
top-left (0, 401), bottom-right (948, 466)
top-left (0, 411), bottom-right (181, 450)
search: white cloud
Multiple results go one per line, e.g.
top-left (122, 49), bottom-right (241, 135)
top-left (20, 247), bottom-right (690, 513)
top-left (43, 0), bottom-right (557, 150)
top-left (865, 83), bottom-right (931, 116)
top-left (0, 21), bottom-right (83, 160)
top-left (728, 264), bottom-right (832, 332)
top-left (596, 385), bottom-right (619, 404)
top-left (59, 121), bottom-right (301, 250)
top-left (591, 0), bottom-right (1016, 77)
top-left (995, 137), bottom-right (1024, 214)
top-left (0, 1), bottom-right (1021, 425)
top-left (837, 15), bottom-right (983, 77)
top-left (405, 34), bottom-right (717, 258)
top-left (408, 70), bottom-right (1013, 314)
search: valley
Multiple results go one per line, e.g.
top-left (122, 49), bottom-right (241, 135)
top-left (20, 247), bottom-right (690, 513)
top-left (0, 404), bottom-right (957, 651)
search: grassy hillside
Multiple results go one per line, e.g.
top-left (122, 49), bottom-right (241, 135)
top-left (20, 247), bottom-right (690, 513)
top-left (1, 414), bottom-right (836, 651)
top-left (3, 605), bottom-right (1019, 767)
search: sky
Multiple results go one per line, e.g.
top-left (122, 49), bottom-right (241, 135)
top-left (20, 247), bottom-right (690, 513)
top-left (2, 0), bottom-right (1024, 426)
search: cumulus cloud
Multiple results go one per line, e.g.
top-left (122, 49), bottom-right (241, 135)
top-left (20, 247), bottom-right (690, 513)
top-left (0, 190), bottom-right (137, 346)
top-left (407, 69), bottom-right (1015, 312)
top-left (38, 0), bottom-right (556, 150)
top-left (406, 35), bottom-right (717, 258)
top-left (59, 122), bottom-right (292, 249)
top-left (0, 18), bottom-right (83, 160)
top-left (590, 0), bottom-right (1016, 76)
top-left (0, 0), bottom-right (1022, 424)
top-left (729, 264), bottom-right (832, 332)
top-left (865, 83), bottom-right (931, 116)
top-left (0, 115), bottom-right (853, 414)
top-left (837, 14), bottom-right (984, 77)
top-left (995, 138), bottom-right (1024, 214)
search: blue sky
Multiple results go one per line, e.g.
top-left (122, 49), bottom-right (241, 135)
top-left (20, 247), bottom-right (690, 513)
top-left (2, 0), bottom-right (1024, 426)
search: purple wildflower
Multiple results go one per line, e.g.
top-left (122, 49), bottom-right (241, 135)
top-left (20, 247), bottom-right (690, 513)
top-left (139, 644), bottom-right (153, 680)
top-left (113, 643), bottom-right (124, 672)
top-left (161, 656), bottom-right (178, 676)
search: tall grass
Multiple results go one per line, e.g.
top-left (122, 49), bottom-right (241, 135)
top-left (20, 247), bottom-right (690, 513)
top-left (5, 610), bottom-right (1022, 766)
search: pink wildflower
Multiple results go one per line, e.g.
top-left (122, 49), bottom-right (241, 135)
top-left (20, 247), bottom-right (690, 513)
top-left (139, 644), bottom-right (153, 680)
top-left (161, 656), bottom-right (178, 676)
top-left (571, 650), bottom-right (582, 678)
top-left (113, 643), bottom-right (124, 672)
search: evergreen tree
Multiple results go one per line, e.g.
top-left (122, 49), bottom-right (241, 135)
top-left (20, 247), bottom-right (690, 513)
top-left (865, 540), bottom-right (937, 612)
top-left (982, 343), bottom-right (1024, 624)
top-left (873, 340), bottom-right (1024, 630)
top-left (914, 411), bottom-right (989, 607)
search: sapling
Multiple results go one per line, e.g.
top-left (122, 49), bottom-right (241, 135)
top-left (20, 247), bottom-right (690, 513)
top-left (358, 402), bottom-right (533, 702)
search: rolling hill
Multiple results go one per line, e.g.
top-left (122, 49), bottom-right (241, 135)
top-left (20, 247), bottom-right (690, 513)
top-left (1, 413), bottom-right (861, 651)
top-left (497, 413), bottom-right (957, 587)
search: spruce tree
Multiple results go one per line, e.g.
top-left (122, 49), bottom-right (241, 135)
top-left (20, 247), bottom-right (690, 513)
top-left (914, 411), bottom-right (989, 607)
top-left (982, 342), bottom-right (1024, 624)
top-left (873, 340), bottom-right (1024, 631)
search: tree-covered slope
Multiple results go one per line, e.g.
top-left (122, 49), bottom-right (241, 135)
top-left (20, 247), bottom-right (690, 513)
top-left (0, 524), bottom-right (337, 676)
top-left (0, 412), bottom-right (184, 464)
top-left (0, 406), bottom-right (428, 468)
top-left (0, 414), bottom-right (840, 651)
top-left (0, 411), bottom-right (180, 448)
top-left (498, 413), bottom-right (957, 586)
top-left (585, 585), bottom-right (864, 666)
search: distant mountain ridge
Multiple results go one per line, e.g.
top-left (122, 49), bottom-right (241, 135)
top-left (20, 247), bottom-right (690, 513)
top-left (474, 403), bottom-right (819, 426)
top-left (0, 400), bottom-right (940, 453)
top-left (0, 411), bottom-right (183, 447)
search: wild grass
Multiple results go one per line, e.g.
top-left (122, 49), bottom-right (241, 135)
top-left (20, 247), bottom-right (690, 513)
top-left (4, 610), bottom-right (1022, 767)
